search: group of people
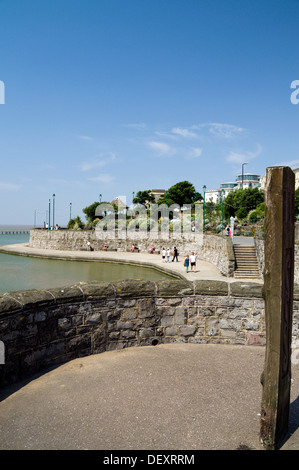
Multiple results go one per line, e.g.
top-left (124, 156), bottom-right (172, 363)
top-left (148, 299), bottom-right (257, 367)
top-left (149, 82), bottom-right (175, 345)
top-left (161, 247), bottom-right (179, 263)
top-left (183, 252), bottom-right (197, 273)
top-left (161, 247), bottom-right (197, 272)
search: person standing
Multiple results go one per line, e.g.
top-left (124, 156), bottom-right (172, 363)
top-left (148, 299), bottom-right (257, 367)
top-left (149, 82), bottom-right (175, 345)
top-left (166, 248), bottom-right (171, 263)
top-left (162, 248), bottom-right (166, 262)
top-left (190, 252), bottom-right (196, 271)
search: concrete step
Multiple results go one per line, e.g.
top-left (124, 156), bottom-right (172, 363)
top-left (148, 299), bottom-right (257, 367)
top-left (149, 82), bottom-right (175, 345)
top-left (233, 244), bottom-right (261, 279)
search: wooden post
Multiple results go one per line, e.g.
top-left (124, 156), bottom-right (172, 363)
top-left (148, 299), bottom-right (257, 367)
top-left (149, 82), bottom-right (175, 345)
top-left (260, 166), bottom-right (294, 449)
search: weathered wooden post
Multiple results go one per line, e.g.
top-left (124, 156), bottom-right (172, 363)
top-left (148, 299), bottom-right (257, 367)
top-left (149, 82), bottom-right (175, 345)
top-left (260, 166), bottom-right (294, 450)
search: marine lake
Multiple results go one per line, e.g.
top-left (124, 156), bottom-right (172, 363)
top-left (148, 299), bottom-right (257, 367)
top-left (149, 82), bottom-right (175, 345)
top-left (0, 226), bottom-right (173, 294)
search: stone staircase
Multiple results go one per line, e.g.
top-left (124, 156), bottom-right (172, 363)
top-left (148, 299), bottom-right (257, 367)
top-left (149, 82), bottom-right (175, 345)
top-left (233, 244), bottom-right (261, 279)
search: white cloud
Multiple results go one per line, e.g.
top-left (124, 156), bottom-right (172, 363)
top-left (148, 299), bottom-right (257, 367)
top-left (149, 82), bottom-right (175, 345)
top-left (172, 127), bottom-right (197, 138)
top-left (148, 141), bottom-right (176, 156)
top-left (227, 144), bottom-right (262, 164)
top-left (192, 122), bottom-right (245, 139)
top-left (80, 153), bottom-right (116, 171)
top-left (76, 135), bottom-right (93, 141)
top-left (188, 147), bottom-right (203, 159)
top-left (0, 182), bottom-right (21, 190)
top-left (124, 123), bottom-right (147, 129)
top-left (274, 159), bottom-right (299, 168)
top-left (80, 160), bottom-right (107, 171)
top-left (88, 174), bottom-right (115, 183)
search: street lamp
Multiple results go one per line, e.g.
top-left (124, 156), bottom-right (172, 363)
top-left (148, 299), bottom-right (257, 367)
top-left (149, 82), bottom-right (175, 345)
top-left (241, 163), bottom-right (248, 189)
top-left (221, 189), bottom-right (224, 235)
top-left (203, 185), bottom-right (206, 232)
top-left (48, 199), bottom-right (51, 229)
top-left (99, 194), bottom-right (102, 203)
top-left (52, 194), bottom-right (56, 227)
top-left (70, 202), bottom-right (72, 220)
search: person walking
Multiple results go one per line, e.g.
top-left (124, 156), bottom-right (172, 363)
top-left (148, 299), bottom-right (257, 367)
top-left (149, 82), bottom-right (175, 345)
top-left (162, 248), bottom-right (166, 262)
top-left (184, 255), bottom-right (190, 273)
top-left (166, 248), bottom-right (171, 263)
top-left (172, 246), bottom-right (179, 262)
top-left (190, 252), bottom-right (196, 271)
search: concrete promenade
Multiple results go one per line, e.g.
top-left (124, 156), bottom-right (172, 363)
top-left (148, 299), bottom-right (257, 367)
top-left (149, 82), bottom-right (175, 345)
top-left (0, 242), bottom-right (263, 283)
top-left (0, 243), bottom-right (298, 451)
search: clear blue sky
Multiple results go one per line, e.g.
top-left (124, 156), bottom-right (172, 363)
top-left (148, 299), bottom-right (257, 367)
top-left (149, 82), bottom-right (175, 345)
top-left (0, 0), bottom-right (299, 225)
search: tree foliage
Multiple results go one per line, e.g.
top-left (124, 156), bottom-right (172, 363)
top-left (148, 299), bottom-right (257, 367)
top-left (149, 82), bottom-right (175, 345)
top-left (132, 190), bottom-right (155, 207)
top-left (158, 181), bottom-right (202, 207)
top-left (223, 188), bottom-right (264, 219)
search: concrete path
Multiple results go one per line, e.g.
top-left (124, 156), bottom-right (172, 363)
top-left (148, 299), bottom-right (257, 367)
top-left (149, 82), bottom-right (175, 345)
top-left (0, 243), bottom-right (263, 284)
top-left (0, 343), bottom-right (298, 451)
top-left (1, 242), bottom-right (297, 451)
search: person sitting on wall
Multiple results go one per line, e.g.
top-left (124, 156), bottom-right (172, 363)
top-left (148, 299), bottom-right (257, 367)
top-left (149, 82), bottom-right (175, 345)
top-left (130, 244), bottom-right (135, 252)
top-left (150, 245), bottom-right (155, 254)
top-left (103, 243), bottom-right (109, 251)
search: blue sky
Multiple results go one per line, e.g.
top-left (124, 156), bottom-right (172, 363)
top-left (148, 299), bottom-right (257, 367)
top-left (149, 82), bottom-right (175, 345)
top-left (0, 0), bottom-right (299, 225)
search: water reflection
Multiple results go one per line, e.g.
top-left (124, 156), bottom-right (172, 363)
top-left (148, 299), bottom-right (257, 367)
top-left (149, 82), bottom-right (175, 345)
top-left (0, 253), bottom-right (173, 294)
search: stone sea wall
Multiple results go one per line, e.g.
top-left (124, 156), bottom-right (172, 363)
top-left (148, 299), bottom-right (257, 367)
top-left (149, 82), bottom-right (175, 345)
top-left (255, 237), bottom-right (299, 284)
top-left (1, 279), bottom-right (299, 387)
top-left (29, 229), bottom-right (235, 277)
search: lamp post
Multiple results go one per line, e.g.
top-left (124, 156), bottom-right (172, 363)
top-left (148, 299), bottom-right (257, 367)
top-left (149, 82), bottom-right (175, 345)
top-left (99, 194), bottom-right (102, 203)
top-left (70, 202), bottom-right (72, 221)
top-left (203, 185), bottom-right (206, 232)
top-left (48, 199), bottom-right (51, 229)
top-left (242, 162), bottom-right (248, 189)
top-left (52, 194), bottom-right (55, 227)
top-left (221, 189), bottom-right (224, 235)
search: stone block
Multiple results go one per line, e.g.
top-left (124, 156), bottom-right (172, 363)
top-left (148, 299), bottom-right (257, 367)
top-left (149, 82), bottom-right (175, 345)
top-left (156, 280), bottom-right (193, 297)
top-left (114, 280), bottom-right (156, 297)
top-left (193, 280), bottom-right (228, 296)
top-left (165, 326), bottom-right (178, 336)
top-left (206, 317), bottom-right (219, 336)
top-left (230, 282), bottom-right (263, 298)
top-left (175, 307), bottom-right (187, 325)
top-left (46, 285), bottom-right (84, 304)
top-left (180, 325), bottom-right (196, 336)
top-left (78, 281), bottom-right (115, 300)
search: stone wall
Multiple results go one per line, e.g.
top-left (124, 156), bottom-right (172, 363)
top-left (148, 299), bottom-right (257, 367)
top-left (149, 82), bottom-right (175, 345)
top-left (1, 279), bottom-right (298, 387)
top-left (254, 237), bottom-right (299, 284)
top-left (29, 229), bottom-right (235, 277)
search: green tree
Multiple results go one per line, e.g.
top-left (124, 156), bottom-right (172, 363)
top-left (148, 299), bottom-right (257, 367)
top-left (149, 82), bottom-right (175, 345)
top-left (132, 190), bottom-right (155, 207)
top-left (82, 201), bottom-right (111, 221)
top-left (67, 216), bottom-right (84, 230)
top-left (158, 181), bottom-right (202, 207)
top-left (223, 188), bottom-right (264, 219)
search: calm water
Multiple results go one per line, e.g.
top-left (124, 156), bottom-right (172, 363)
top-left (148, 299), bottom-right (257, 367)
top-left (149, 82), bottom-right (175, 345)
top-left (0, 225), bottom-right (173, 294)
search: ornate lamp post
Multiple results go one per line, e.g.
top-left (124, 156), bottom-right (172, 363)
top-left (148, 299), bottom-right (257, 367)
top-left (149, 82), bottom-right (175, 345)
top-left (52, 194), bottom-right (56, 227)
top-left (48, 199), bottom-right (51, 229)
top-left (203, 185), bottom-right (206, 232)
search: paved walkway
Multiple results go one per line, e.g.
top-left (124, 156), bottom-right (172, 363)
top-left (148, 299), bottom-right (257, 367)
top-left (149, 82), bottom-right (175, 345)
top-left (0, 343), bottom-right (298, 451)
top-left (0, 242), bottom-right (297, 451)
top-left (0, 243), bottom-right (263, 284)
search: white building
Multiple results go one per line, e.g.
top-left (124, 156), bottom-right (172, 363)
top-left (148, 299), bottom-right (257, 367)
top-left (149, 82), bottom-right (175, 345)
top-left (204, 173), bottom-right (261, 203)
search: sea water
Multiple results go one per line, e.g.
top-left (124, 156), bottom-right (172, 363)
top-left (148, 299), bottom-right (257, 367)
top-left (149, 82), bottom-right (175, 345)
top-left (0, 225), bottom-right (173, 294)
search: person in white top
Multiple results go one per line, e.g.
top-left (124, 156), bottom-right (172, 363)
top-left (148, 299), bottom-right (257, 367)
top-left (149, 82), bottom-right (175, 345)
top-left (190, 252), bottom-right (196, 271)
top-left (162, 248), bottom-right (166, 262)
top-left (166, 248), bottom-right (171, 262)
